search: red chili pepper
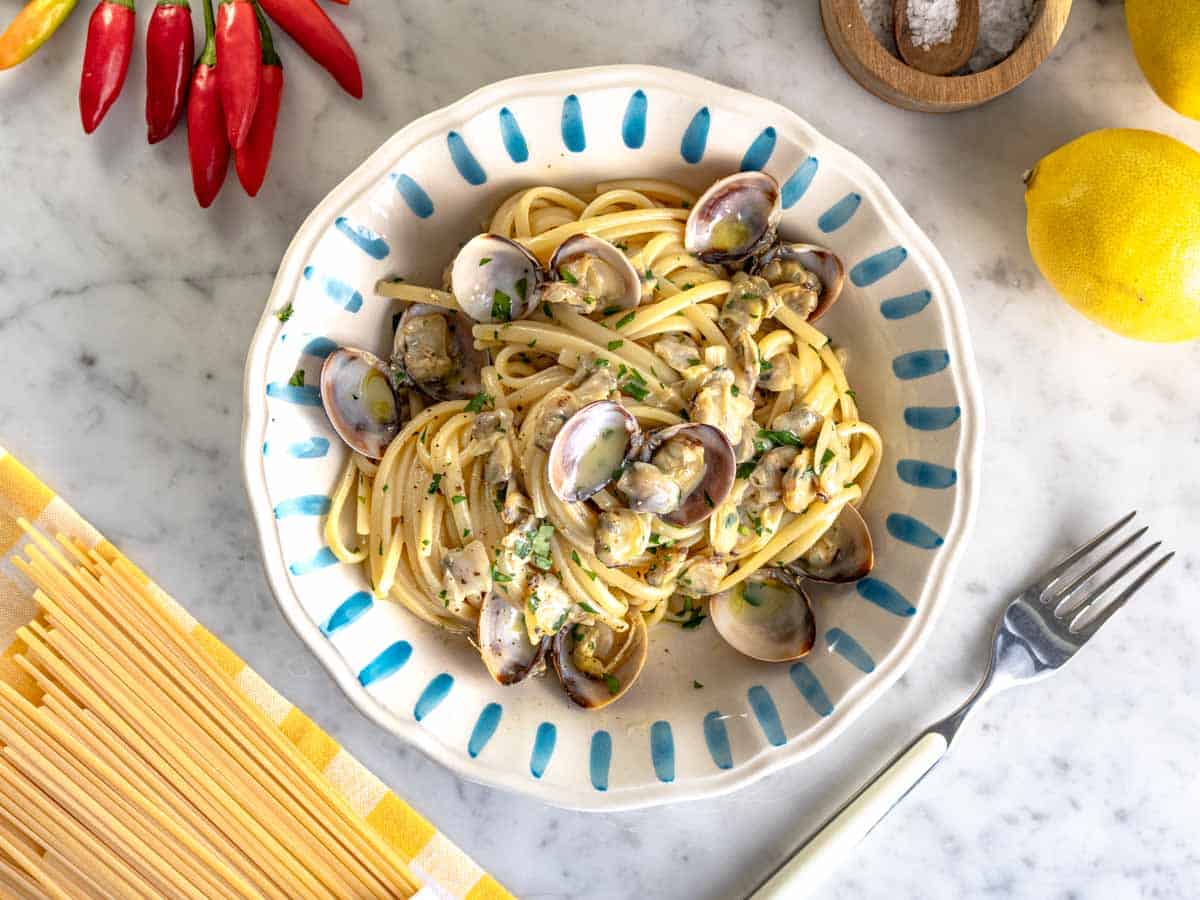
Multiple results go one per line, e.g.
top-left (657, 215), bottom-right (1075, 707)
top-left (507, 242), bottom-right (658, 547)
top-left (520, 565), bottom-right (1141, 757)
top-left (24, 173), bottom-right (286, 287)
top-left (215, 0), bottom-right (260, 149)
top-left (235, 4), bottom-right (281, 197)
top-left (79, 0), bottom-right (135, 133)
top-left (257, 0), bottom-right (360, 98)
top-left (145, 0), bottom-right (194, 143)
top-left (188, 0), bottom-right (229, 207)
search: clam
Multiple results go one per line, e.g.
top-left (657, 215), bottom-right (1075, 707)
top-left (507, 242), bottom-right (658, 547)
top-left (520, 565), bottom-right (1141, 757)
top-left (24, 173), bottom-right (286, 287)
top-left (450, 234), bottom-right (544, 323)
top-left (478, 592), bottom-right (549, 685)
top-left (544, 234), bottom-right (641, 312)
top-left (787, 504), bottom-right (874, 583)
top-left (709, 568), bottom-right (816, 662)
top-left (621, 423), bottom-right (736, 526)
top-left (319, 348), bottom-right (401, 460)
top-left (547, 400), bottom-right (640, 503)
top-left (685, 171), bottom-right (782, 264)
top-left (754, 243), bottom-right (846, 322)
top-left (552, 614), bottom-right (648, 709)
top-left (393, 303), bottom-right (487, 400)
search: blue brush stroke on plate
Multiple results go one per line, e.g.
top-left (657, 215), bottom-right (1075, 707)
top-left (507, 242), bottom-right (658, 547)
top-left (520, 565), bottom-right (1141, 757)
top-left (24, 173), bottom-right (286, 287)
top-left (498, 107), bottom-right (529, 163)
top-left (788, 663), bottom-right (834, 716)
top-left (881, 290), bottom-right (932, 319)
top-left (893, 349), bottom-right (950, 380)
top-left (590, 730), bottom-right (612, 790)
top-left (288, 547), bottom-right (338, 576)
top-left (857, 577), bottom-right (917, 617)
top-left (288, 437), bottom-right (330, 458)
top-left (818, 192), bottom-right (862, 233)
top-left (622, 89), bottom-right (647, 148)
top-left (357, 640), bottom-right (412, 686)
top-left (334, 217), bottom-right (390, 259)
top-left (561, 95), bottom-right (586, 152)
top-left (887, 513), bottom-right (945, 549)
top-left (530, 722), bottom-right (556, 779)
top-left (273, 495), bottom-right (331, 518)
top-left (447, 131), bottom-right (487, 185)
top-left (391, 174), bottom-right (434, 218)
top-left (740, 127), bottom-right (776, 172)
top-left (703, 711), bottom-right (733, 770)
top-left (301, 337), bottom-right (339, 359)
top-left (266, 383), bottom-right (321, 406)
top-left (680, 107), bottom-right (710, 164)
top-left (320, 591), bottom-right (373, 636)
top-left (303, 266), bottom-right (362, 313)
top-left (897, 459), bottom-right (958, 489)
top-left (650, 720), bottom-right (675, 783)
top-left (747, 685), bottom-right (785, 745)
top-left (826, 628), bottom-right (876, 673)
top-left (905, 405), bottom-right (961, 430)
top-left (780, 157), bottom-right (819, 208)
top-left (414, 673), bottom-right (454, 721)
top-left (850, 247), bottom-right (908, 286)
top-left (468, 703), bottom-right (503, 758)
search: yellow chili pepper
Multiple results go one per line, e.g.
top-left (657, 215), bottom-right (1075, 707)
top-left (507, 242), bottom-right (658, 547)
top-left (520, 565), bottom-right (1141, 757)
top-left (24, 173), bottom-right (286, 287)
top-left (0, 0), bottom-right (78, 70)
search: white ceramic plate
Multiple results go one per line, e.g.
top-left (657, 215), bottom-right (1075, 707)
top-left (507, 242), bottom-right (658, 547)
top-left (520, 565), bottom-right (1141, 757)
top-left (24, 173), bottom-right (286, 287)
top-left (242, 65), bottom-right (983, 811)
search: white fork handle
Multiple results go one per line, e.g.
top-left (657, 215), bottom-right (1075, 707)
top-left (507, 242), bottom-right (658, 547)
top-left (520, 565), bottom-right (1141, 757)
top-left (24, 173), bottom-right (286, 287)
top-left (750, 731), bottom-right (949, 900)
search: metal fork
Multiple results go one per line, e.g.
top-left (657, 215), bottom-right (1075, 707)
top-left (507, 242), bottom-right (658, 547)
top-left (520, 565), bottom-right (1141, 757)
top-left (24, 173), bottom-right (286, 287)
top-left (747, 512), bottom-right (1174, 899)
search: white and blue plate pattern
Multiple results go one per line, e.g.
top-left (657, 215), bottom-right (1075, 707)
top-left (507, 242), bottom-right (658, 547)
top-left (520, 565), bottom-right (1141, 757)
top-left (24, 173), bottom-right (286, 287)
top-left (242, 66), bottom-right (983, 811)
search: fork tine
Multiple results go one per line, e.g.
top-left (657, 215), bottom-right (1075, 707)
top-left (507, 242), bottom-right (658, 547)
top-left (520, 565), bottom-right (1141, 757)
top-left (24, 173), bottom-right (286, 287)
top-left (1030, 511), bottom-right (1137, 593)
top-left (1052, 526), bottom-right (1149, 614)
top-left (1070, 550), bottom-right (1173, 636)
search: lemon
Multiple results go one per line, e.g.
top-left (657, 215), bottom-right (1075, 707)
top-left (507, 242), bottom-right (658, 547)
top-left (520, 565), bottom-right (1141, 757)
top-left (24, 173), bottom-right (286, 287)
top-left (1127, 0), bottom-right (1200, 119)
top-left (1024, 129), bottom-right (1200, 343)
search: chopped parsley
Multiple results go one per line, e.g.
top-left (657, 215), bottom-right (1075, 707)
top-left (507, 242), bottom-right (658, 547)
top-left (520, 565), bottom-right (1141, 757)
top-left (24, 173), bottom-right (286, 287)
top-left (462, 528), bottom-right (472, 538)
top-left (742, 584), bottom-right (765, 607)
top-left (542, 301), bottom-right (554, 318)
top-left (621, 382), bottom-right (648, 402)
top-left (759, 358), bottom-right (774, 375)
top-left (531, 523), bottom-right (555, 570)
top-left (687, 357), bottom-right (701, 367)
top-left (515, 276), bottom-right (528, 302)
top-left (527, 592), bottom-right (540, 612)
top-left (492, 569), bottom-right (513, 584)
top-left (491, 289), bottom-right (513, 321)
top-left (649, 533), bottom-right (661, 545)
top-left (594, 358), bottom-right (610, 367)
top-left (603, 673), bottom-right (621, 695)
top-left (427, 473), bottom-right (443, 495)
top-left (559, 267), bottom-right (578, 284)
top-left (820, 448), bottom-right (836, 470)
top-left (275, 303), bottom-right (294, 323)
top-left (579, 601), bottom-right (599, 614)
top-left (614, 311), bottom-right (636, 330)
top-left (703, 490), bottom-right (715, 508)
top-left (479, 257), bottom-right (492, 266)
top-left (730, 385), bottom-right (740, 397)
top-left (607, 339), bottom-right (624, 351)
top-left (736, 461), bottom-right (756, 479)
top-left (601, 305), bottom-right (622, 316)
top-left (681, 612), bottom-right (706, 630)
top-left (724, 512), bottom-right (737, 527)
top-left (756, 428), bottom-right (804, 449)
top-left (382, 485), bottom-right (389, 493)
top-left (287, 369), bottom-right (305, 387)
top-left (451, 494), bottom-right (467, 504)
top-left (845, 389), bottom-right (857, 400)
top-left (682, 282), bottom-right (695, 290)
top-left (465, 392), bottom-right (492, 413)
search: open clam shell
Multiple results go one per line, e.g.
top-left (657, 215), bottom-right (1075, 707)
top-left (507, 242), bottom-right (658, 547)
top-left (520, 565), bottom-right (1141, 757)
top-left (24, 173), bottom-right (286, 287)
top-left (478, 592), bottom-right (549, 685)
top-left (393, 303), bottom-right (488, 401)
top-left (547, 400), bottom-right (641, 503)
top-left (319, 347), bottom-right (401, 460)
top-left (786, 504), bottom-right (874, 584)
top-left (547, 234), bottom-right (642, 310)
top-left (756, 243), bottom-right (846, 323)
top-left (450, 233), bottom-right (544, 323)
top-left (709, 567), bottom-right (816, 663)
top-left (684, 171), bottom-right (782, 264)
top-left (637, 423), bottom-right (736, 527)
top-left (552, 614), bottom-right (648, 709)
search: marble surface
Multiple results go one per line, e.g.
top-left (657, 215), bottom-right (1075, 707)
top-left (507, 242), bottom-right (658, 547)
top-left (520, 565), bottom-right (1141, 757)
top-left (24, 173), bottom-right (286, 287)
top-left (1, 1), bottom-right (1198, 897)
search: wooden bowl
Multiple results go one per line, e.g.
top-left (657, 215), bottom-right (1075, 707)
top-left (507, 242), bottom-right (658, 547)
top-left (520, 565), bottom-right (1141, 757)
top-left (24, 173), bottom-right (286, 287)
top-left (820, 0), bottom-right (1072, 112)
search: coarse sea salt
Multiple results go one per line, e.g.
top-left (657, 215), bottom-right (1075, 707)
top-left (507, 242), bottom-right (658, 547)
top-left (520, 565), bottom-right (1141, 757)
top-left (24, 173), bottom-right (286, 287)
top-left (907, 0), bottom-right (959, 49)
top-left (856, 0), bottom-right (1039, 72)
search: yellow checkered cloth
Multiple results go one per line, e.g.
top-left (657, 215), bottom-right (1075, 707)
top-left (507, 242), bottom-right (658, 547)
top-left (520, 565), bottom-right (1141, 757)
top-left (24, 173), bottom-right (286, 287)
top-left (0, 444), bottom-right (512, 900)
